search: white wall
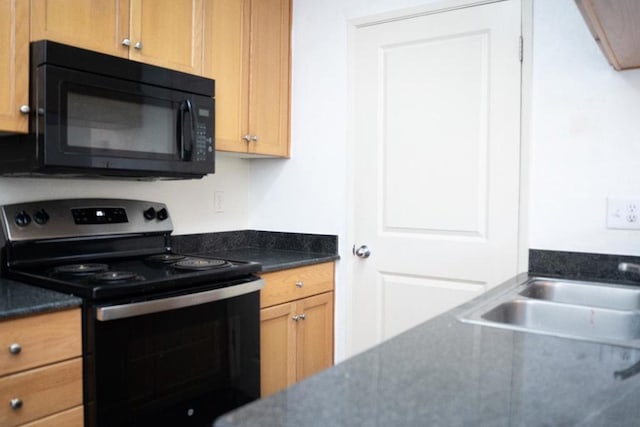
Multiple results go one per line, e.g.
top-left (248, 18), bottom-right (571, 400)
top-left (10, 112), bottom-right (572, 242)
top-left (0, 153), bottom-right (250, 235)
top-left (529, 0), bottom-right (640, 255)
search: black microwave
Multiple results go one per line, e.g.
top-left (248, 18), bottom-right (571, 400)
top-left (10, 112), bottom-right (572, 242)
top-left (0, 40), bottom-right (215, 179)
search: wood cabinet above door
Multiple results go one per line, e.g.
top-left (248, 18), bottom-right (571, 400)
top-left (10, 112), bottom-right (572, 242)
top-left (576, 0), bottom-right (640, 70)
top-left (31, 0), bottom-right (211, 76)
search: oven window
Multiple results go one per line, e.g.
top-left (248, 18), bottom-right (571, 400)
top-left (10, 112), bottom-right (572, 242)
top-left (88, 291), bottom-right (260, 426)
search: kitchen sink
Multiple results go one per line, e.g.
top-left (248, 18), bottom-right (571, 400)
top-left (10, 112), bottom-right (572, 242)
top-left (520, 279), bottom-right (640, 310)
top-left (459, 277), bottom-right (640, 348)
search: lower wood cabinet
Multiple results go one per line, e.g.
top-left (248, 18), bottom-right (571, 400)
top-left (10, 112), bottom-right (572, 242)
top-left (0, 308), bottom-right (83, 427)
top-left (259, 262), bottom-right (334, 397)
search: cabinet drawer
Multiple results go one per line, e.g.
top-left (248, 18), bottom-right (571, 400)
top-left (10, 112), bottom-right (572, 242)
top-left (0, 309), bottom-right (81, 377)
top-left (19, 405), bottom-right (84, 427)
top-left (0, 358), bottom-right (83, 426)
top-left (260, 262), bottom-right (334, 308)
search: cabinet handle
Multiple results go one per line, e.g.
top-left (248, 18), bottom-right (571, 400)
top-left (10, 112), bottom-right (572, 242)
top-left (19, 105), bottom-right (30, 114)
top-left (8, 343), bottom-right (21, 355)
top-left (121, 38), bottom-right (132, 47)
top-left (242, 134), bottom-right (252, 143)
top-left (251, 135), bottom-right (259, 142)
top-left (9, 398), bottom-right (22, 410)
top-left (295, 281), bottom-right (304, 288)
top-left (292, 314), bottom-right (299, 321)
top-left (298, 313), bottom-right (306, 320)
top-left (134, 41), bottom-right (143, 50)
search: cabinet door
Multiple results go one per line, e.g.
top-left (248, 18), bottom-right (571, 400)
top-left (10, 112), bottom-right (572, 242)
top-left (0, 0), bottom-right (29, 133)
top-left (0, 358), bottom-right (82, 426)
top-left (260, 302), bottom-right (296, 397)
top-left (206, 0), bottom-right (249, 152)
top-left (129, 0), bottom-right (205, 75)
top-left (31, 0), bottom-right (130, 57)
top-left (247, 0), bottom-right (291, 156)
top-left (297, 292), bottom-right (334, 381)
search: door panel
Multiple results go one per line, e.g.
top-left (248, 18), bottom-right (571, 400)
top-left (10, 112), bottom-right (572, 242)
top-left (379, 273), bottom-right (484, 339)
top-left (351, 0), bottom-right (522, 355)
top-left (383, 32), bottom-right (489, 235)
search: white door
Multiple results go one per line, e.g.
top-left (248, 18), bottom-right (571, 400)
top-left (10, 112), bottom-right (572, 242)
top-left (350, 0), bottom-right (522, 355)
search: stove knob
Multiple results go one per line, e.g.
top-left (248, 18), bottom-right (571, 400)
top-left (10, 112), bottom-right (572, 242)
top-left (33, 209), bottom-right (50, 225)
top-left (15, 211), bottom-right (31, 227)
top-left (156, 208), bottom-right (169, 221)
top-left (143, 207), bottom-right (156, 220)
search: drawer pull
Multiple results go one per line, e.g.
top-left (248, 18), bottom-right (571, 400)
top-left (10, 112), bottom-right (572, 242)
top-left (295, 281), bottom-right (304, 288)
top-left (10, 398), bottom-right (22, 410)
top-left (8, 343), bottom-right (21, 355)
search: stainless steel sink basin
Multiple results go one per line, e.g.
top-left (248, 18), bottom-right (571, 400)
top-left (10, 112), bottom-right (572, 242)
top-left (519, 279), bottom-right (640, 310)
top-left (459, 277), bottom-right (640, 348)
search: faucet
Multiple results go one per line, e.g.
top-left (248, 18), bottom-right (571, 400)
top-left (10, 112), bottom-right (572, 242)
top-left (618, 262), bottom-right (640, 275)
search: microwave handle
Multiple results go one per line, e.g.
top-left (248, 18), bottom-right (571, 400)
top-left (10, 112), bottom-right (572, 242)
top-left (177, 99), bottom-right (196, 160)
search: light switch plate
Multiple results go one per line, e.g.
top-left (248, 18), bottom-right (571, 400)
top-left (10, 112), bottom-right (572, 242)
top-left (607, 197), bottom-right (640, 230)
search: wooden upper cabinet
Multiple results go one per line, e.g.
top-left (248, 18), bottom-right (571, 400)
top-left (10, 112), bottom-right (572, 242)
top-left (206, 0), bottom-right (248, 153)
top-left (31, 0), bottom-right (130, 58)
top-left (31, 0), bottom-right (211, 76)
top-left (247, 0), bottom-right (291, 157)
top-left (0, 0), bottom-right (29, 133)
top-left (209, 0), bottom-right (291, 157)
top-left (130, 0), bottom-right (207, 75)
top-left (576, 0), bottom-right (640, 70)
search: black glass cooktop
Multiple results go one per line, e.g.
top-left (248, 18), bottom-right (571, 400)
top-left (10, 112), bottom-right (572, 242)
top-left (7, 253), bottom-right (261, 301)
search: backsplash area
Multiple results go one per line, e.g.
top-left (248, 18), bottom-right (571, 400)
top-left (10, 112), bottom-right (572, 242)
top-left (529, 249), bottom-right (640, 285)
top-left (0, 153), bottom-right (250, 235)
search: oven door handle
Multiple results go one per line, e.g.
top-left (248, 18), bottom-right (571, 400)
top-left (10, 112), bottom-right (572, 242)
top-left (95, 278), bottom-right (264, 321)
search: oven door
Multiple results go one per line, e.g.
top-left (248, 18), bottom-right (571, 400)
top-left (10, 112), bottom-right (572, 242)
top-left (84, 277), bottom-right (263, 427)
top-left (35, 65), bottom-right (214, 178)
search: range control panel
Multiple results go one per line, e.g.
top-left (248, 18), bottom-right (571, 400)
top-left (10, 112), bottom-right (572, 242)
top-left (0, 199), bottom-right (173, 242)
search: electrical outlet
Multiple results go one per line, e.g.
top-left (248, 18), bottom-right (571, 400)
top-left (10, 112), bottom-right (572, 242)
top-left (214, 191), bottom-right (224, 213)
top-left (607, 197), bottom-right (640, 229)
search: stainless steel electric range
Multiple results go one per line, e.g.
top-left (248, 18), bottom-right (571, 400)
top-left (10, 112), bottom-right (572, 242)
top-left (0, 199), bottom-right (263, 427)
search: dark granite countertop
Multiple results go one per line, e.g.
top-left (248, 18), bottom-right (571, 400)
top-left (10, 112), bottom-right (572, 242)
top-left (215, 271), bottom-right (640, 427)
top-left (173, 230), bottom-right (339, 272)
top-left (0, 278), bottom-right (81, 321)
top-left (0, 230), bottom-right (337, 321)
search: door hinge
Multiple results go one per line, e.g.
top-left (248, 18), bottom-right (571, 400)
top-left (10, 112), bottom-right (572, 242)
top-left (519, 36), bottom-right (523, 63)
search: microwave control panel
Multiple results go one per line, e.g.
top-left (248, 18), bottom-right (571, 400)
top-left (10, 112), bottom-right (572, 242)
top-left (196, 107), bottom-right (213, 162)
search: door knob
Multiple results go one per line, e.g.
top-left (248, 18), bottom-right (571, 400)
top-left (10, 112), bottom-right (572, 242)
top-left (353, 245), bottom-right (371, 258)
